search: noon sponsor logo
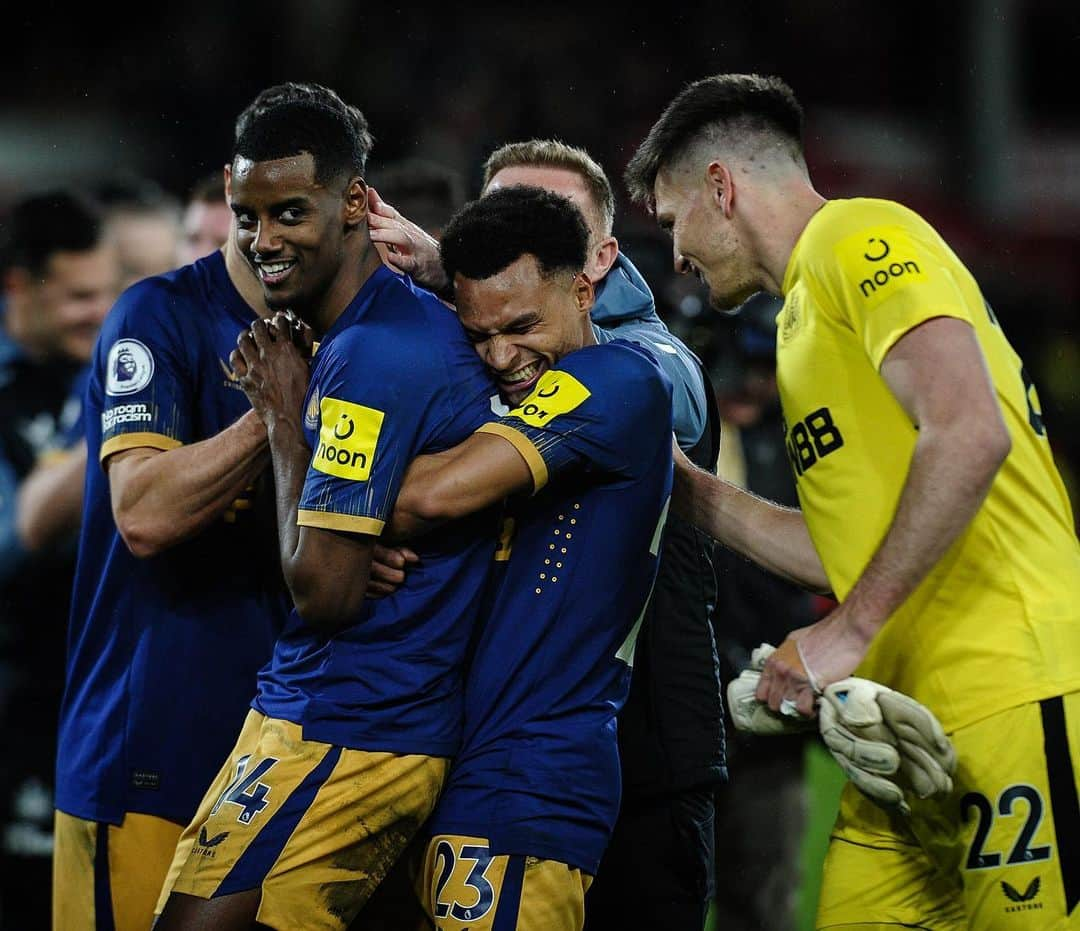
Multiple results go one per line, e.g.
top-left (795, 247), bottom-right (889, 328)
top-left (509, 371), bottom-right (590, 427)
top-left (102, 404), bottom-right (152, 432)
top-left (854, 235), bottom-right (922, 297)
top-left (837, 227), bottom-right (929, 307)
top-left (313, 396), bottom-right (383, 482)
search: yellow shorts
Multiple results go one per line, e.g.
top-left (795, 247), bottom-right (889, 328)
top-left (158, 710), bottom-right (448, 931)
top-left (420, 834), bottom-right (592, 931)
top-left (52, 809), bottom-right (182, 931)
top-left (817, 692), bottom-right (1080, 929)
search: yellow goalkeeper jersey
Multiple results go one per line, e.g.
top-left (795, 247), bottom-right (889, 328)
top-left (776, 197), bottom-right (1080, 731)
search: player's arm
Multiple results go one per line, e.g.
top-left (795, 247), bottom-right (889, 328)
top-left (234, 317), bottom-right (375, 633)
top-left (15, 440), bottom-right (88, 552)
top-left (262, 409), bottom-right (375, 633)
top-left (758, 316), bottom-right (1010, 714)
top-left (107, 413), bottom-right (269, 558)
top-left (815, 317), bottom-right (1009, 636)
top-left (384, 433), bottom-right (534, 542)
top-left (672, 444), bottom-right (829, 593)
top-left (95, 282), bottom-right (273, 559)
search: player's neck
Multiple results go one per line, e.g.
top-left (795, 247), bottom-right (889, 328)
top-left (304, 239), bottom-right (384, 337)
top-left (756, 183), bottom-right (827, 295)
top-left (581, 318), bottom-right (598, 348)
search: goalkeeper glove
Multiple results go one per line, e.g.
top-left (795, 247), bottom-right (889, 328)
top-left (726, 643), bottom-right (816, 736)
top-left (818, 677), bottom-right (957, 815)
top-left (726, 644), bottom-right (957, 815)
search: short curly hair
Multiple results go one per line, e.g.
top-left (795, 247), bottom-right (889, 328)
top-left (440, 187), bottom-right (589, 283)
top-left (233, 98), bottom-right (368, 187)
top-left (234, 82), bottom-right (373, 173)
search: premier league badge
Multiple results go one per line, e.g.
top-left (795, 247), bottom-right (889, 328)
top-left (105, 339), bottom-right (155, 396)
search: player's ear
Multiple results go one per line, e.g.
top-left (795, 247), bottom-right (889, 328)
top-left (707, 161), bottom-right (736, 219)
top-left (223, 163), bottom-right (232, 200)
top-left (572, 272), bottom-right (595, 316)
top-left (344, 177), bottom-right (367, 229)
top-left (591, 236), bottom-right (619, 280)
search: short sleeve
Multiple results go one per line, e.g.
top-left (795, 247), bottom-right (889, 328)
top-left (297, 327), bottom-right (442, 536)
top-left (96, 281), bottom-right (194, 463)
top-left (476, 342), bottom-right (673, 493)
top-left (822, 210), bottom-right (976, 370)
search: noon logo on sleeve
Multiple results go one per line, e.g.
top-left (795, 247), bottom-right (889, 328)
top-left (509, 371), bottom-right (591, 427)
top-left (836, 226), bottom-right (926, 308)
top-left (105, 339), bottom-right (155, 396)
top-left (313, 396), bottom-right (384, 481)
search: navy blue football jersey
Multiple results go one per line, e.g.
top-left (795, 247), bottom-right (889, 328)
top-left (57, 251), bottom-right (290, 826)
top-left (253, 266), bottom-right (500, 757)
top-left (428, 339), bottom-right (674, 873)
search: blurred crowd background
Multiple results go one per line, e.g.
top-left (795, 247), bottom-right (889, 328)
top-left (6, 0), bottom-right (1074, 486)
top-left (1, 2), bottom-right (1076, 928)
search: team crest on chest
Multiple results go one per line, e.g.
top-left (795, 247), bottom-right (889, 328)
top-left (779, 291), bottom-right (803, 345)
top-left (304, 386), bottom-right (320, 431)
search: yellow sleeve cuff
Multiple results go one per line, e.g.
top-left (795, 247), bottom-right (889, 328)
top-left (100, 432), bottom-right (183, 464)
top-left (296, 509), bottom-right (386, 536)
top-left (476, 421), bottom-right (549, 493)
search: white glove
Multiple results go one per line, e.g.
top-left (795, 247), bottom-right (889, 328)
top-left (818, 678), bottom-right (957, 816)
top-left (726, 643), bottom-right (816, 736)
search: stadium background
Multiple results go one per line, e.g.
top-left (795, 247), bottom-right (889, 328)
top-left (2, 2), bottom-right (1077, 928)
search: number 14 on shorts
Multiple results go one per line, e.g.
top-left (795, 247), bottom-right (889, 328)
top-left (210, 754), bottom-right (280, 825)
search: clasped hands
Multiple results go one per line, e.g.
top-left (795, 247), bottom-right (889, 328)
top-left (230, 310), bottom-right (314, 430)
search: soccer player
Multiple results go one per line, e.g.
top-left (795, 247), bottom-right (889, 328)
top-left (626, 73), bottom-right (1080, 928)
top-left (370, 143), bottom-right (725, 927)
top-left (382, 185), bottom-right (673, 930)
top-left (0, 191), bottom-right (116, 927)
top-left (155, 96), bottom-right (498, 931)
top-left (51, 90), bottom-right (356, 930)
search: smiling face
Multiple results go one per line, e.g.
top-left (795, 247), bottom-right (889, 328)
top-left (229, 152), bottom-right (353, 314)
top-left (454, 254), bottom-right (594, 405)
top-left (26, 246), bottom-right (117, 363)
top-left (653, 162), bottom-right (759, 311)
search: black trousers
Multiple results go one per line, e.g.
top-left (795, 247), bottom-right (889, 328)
top-left (584, 787), bottom-right (715, 931)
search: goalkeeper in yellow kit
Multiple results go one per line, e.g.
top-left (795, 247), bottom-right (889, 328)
top-left (626, 73), bottom-right (1080, 929)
